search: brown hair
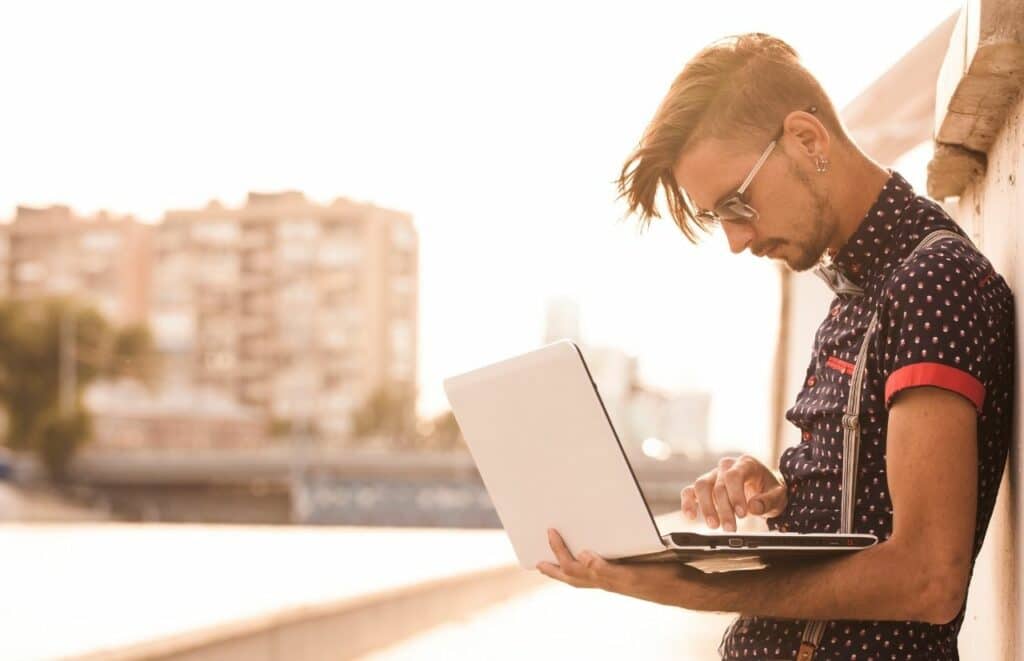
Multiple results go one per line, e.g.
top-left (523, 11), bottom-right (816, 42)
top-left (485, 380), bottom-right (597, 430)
top-left (616, 33), bottom-right (850, 242)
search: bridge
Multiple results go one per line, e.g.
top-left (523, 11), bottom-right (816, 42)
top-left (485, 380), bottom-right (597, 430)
top-left (34, 447), bottom-right (708, 526)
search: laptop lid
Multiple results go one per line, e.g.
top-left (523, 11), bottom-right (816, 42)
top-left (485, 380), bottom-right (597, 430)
top-left (443, 339), bottom-right (667, 570)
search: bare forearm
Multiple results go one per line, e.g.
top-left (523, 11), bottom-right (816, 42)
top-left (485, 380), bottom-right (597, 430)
top-left (678, 540), bottom-right (944, 623)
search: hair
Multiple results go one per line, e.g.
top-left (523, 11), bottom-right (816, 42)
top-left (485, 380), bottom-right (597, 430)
top-left (616, 33), bottom-right (851, 242)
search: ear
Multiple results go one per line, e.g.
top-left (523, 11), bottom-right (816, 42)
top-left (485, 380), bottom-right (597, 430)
top-left (782, 109), bottom-right (830, 163)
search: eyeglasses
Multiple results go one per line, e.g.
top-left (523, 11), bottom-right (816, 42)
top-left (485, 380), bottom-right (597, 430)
top-left (684, 105), bottom-right (818, 229)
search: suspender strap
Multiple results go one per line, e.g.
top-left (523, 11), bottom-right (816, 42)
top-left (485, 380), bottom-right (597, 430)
top-left (796, 309), bottom-right (878, 658)
top-left (795, 229), bottom-right (972, 659)
top-left (907, 229), bottom-right (974, 254)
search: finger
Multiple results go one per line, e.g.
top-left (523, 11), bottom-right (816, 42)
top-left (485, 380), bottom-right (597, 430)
top-left (722, 459), bottom-right (751, 519)
top-left (680, 485), bottom-right (698, 520)
top-left (713, 458), bottom-right (739, 530)
top-left (712, 480), bottom-right (736, 532)
top-left (536, 561), bottom-right (592, 588)
top-left (546, 529), bottom-right (582, 575)
top-left (693, 473), bottom-right (718, 528)
top-left (754, 484), bottom-right (788, 517)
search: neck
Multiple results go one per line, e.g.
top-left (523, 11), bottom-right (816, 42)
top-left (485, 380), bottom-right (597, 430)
top-left (825, 147), bottom-right (893, 256)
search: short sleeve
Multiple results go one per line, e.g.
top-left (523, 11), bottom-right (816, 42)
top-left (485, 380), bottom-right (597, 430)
top-left (878, 238), bottom-right (992, 413)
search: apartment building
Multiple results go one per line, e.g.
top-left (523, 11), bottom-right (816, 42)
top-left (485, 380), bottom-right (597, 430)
top-left (152, 192), bottom-right (418, 443)
top-left (6, 205), bottom-right (152, 325)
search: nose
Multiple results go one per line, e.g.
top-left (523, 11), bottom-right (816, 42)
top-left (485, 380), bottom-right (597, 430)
top-left (721, 222), bottom-right (758, 255)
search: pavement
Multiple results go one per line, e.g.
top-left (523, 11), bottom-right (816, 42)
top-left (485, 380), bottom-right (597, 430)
top-left (0, 482), bottom-right (108, 522)
top-left (361, 579), bottom-right (733, 661)
top-left (362, 509), bottom-right (738, 661)
top-left (0, 523), bottom-right (519, 660)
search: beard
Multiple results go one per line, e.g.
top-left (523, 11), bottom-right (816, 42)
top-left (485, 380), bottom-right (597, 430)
top-left (780, 156), bottom-right (839, 272)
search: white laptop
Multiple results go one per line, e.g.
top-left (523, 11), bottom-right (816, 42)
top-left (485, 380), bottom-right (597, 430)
top-left (442, 339), bottom-right (876, 573)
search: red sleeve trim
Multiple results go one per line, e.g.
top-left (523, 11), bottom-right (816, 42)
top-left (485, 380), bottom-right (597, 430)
top-left (885, 362), bottom-right (986, 412)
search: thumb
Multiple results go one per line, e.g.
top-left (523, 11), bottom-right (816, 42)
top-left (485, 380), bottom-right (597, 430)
top-left (748, 484), bottom-right (787, 517)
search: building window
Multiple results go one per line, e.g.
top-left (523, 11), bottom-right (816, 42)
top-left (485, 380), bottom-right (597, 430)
top-left (391, 224), bottom-right (416, 251)
top-left (14, 261), bottom-right (46, 283)
top-left (318, 239), bottom-right (361, 268)
top-left (80, 231), bottom-right (122, 253)
top-left (191, 221), bottom-right (240, 245)
top-left (278, 219), bottom-right (319, 241)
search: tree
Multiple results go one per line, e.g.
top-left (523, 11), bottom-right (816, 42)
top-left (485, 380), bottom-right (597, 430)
top-left (415, 409), bottom-right (466, 452)
top-left (349, 381), bottom-right (418, 449)
top-left (36, 405), bottom-right (91, 482)
top-left (0, 296), bottom-right (159, 479)
top-left (267, 417), bottom-right (294, 439)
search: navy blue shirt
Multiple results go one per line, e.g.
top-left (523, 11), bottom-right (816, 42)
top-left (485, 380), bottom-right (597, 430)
top-left (719, 170), bottom-right (1015, 660)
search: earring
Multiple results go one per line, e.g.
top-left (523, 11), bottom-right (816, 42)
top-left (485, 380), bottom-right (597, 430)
top-left (815, 156), bottom-right (830, 174)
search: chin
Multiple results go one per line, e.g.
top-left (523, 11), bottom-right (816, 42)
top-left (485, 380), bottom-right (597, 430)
top-left (787, 252), bottom-right (819, 272)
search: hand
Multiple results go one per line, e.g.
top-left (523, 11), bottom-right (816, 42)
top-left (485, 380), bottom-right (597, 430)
top-left (680, 455), bottom-right (787, 532)
top-left (535, 528), bottom-right (694, 608)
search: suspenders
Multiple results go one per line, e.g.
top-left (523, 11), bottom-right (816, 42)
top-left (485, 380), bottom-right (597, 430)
top-left (795, 230), bottom-right (972, 661)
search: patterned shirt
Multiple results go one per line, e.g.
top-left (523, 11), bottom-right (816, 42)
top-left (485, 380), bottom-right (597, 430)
top-left (719, 169), bottom-right (1015, 660)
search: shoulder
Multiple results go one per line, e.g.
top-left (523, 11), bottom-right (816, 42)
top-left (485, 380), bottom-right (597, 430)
top-left (883, 226), bottom-right (992, 309)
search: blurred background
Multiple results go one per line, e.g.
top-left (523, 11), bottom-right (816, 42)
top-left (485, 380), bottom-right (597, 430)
top-left (0, 1), bottom-right (970, 659)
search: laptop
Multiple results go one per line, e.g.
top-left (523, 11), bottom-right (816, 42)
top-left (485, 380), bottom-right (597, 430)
top-left (442, 339), bottom-right (877, 573)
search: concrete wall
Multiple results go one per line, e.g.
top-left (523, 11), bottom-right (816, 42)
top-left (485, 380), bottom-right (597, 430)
top-left (947, 88), bottom-right (1023, 661)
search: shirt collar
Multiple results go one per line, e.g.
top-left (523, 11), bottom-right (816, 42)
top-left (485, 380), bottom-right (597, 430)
top-left (818, 168), bottom-right (915, 291)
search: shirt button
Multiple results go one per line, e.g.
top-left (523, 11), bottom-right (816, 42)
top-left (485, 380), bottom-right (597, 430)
top-left (802, 431), bottom-right (812, 441)
top-left (850, 262), bottom-right (862, 274)
top-left (831, 306), bottom-right (840, 318)
top-left (807, 375), bottom-right (816, 386)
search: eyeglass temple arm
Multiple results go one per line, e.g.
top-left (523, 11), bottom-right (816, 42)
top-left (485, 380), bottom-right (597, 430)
top-left (736, 140), bottom-right (776, 195)
top-left (741, 103), bottom-right (819, 195)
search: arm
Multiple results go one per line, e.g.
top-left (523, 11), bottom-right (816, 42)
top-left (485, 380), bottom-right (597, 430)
top-left (539, 386), bottom-right (977, 625)
top-left (668, 386), bottom-right (975, 624)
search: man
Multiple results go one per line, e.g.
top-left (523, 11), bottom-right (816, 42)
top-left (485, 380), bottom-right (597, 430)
top-left (534, 33), bottom-right (1015, 660)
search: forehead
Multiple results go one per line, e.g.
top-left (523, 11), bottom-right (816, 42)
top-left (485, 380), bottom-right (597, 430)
top-left (672, 137), bottom-right (754, 210)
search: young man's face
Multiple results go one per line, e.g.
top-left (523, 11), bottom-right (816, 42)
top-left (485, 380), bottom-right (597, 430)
top-left (672, 136), bottom-right (839, 272)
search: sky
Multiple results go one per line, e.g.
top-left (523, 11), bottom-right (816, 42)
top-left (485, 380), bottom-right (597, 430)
top-left (0, 0), bottom-right (962, 453)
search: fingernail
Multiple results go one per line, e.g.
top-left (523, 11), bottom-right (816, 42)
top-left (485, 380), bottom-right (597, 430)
top-left (735, 506), bottom-right (745, 517)
top-left (724, 522), bottom-right (736, 532)
top-left (708, 517), bottom-right (718, 527)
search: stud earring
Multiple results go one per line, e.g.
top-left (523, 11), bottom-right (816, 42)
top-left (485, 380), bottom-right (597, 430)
top-left (815, 156), bottom-right (830, 174)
